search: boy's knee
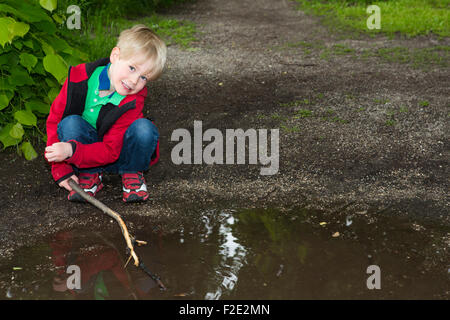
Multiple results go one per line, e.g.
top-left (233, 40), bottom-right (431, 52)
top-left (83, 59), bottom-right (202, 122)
top-left (128, 118), bottom-right (159, 145)
top-left (57, 115), bottom-right (84, 141)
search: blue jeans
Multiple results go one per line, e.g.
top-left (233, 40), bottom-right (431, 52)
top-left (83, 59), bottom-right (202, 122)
top-left (57, 115), bottom-right (159, 174)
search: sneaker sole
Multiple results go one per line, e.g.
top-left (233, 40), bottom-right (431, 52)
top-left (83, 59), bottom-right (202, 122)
top-left (122, 192), bottom-right (149, 203)
top-left (68, 183), bottom-right (103, 202)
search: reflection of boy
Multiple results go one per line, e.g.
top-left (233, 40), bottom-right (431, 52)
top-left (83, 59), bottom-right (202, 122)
top-left (45, 25), bottom-right (166, 202)
top-left (50, 231), bottom-right (137, 299)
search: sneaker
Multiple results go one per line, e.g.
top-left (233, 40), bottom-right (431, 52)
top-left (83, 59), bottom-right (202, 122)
top-left (122, 172), bottom-right (149, 202)
top-left (68, 172), bottom-right (103, 202)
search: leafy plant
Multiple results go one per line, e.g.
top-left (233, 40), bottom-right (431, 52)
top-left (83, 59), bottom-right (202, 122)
top-left (419, 100), bottom-right (430, 107)
top-left (0, 0), bottom-right (87, 159)
top-left (1, 0), bottom-right (194, 160)
top-left (295, 109), bottom-right (313, 118)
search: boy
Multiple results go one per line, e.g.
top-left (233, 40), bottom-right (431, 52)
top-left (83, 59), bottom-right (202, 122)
top-left (45, 25), bottom-right (166, 203)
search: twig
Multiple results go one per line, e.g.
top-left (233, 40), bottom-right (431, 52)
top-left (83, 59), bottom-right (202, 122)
top-left (124, 254), bottom-right (133, 269)
top-left (68, 178), bottom-right (167, 290)
top-left (68, 178), bottom-right (140, 266)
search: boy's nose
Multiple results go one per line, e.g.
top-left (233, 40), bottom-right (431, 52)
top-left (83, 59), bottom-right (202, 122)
top-left (130, 73), bottom-right (140, 85)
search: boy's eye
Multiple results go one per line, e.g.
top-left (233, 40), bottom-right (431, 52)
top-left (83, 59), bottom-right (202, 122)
top-left (140, 76), bottom-right (147, 81)
top-left (129, 66), bottom-right (135, 71)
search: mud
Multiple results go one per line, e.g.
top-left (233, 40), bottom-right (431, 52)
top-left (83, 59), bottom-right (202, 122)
top-left (0, 0), bottom-right (448, 269)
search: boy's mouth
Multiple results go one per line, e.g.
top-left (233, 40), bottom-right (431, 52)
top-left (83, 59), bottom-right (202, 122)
top-left (121, 80), bottom-right (133, 92)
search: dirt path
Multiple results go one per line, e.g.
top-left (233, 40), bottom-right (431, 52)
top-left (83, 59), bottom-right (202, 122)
top-left (0, 0), bottom-right (448, 258)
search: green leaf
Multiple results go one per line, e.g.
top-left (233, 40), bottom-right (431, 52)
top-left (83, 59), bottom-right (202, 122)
top-left (43, 35), bottom-right (72, 54)
top-left (0, 91), bottom-right (13, 110)
top-left (0, 78), bottom-right (16, 91)
top-left (19, 53), bottom-right (38, 72)
top-left (13, 40), bottom-right (23, 50)
top-left (52, 13), bottom-right (63, 24)
top-left (8, 21), bottom-right (30, 39)
top-left (43, 54), bottom-right (67, 84)
top-left (39, 0), bottom-right (57, 12)
top-left (14, 109), bottom-right (37, 126)
top-left (0, 17), bottom-right (15, 47)
top-left (9, 122), bottom-right (24, 139)
top-left (40, 41), bottom-right (55, 55)
top-left (19, 88), bottom-right (33, 100)
top-left (25, 100), bottom-right (50, 115)
top-left (0, 3), bottom-right (52, 23)
top-left (34, 20), bottom-right (56, 35)
top-left (0, 52), bottom-right (18, 66)
top-left (22, 39), bottom-right (34, 49)
top-left (0, 17), bottom-right (30, 46)
top-left (0, 123), bottom-right (21, 148)
top-left (8, 67), bottom-right (35, 86)
top-left (45, 78), bottom-right (58, 88)
top-left (48, 87), bottom-right (60, 101)
top-left (0, 44), bottom-right (11, 54)
top-left (21, 141), bottom-right (38, 160)
top-left (33, 61), bottom-right (47, 76)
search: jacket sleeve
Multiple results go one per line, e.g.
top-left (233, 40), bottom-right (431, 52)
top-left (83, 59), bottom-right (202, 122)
top-left (149, 139), bottom-right (160, 166)
top-left (66, 96), bottom-right (145, 168)
top-left (45, 78), bottom-right (75, 183)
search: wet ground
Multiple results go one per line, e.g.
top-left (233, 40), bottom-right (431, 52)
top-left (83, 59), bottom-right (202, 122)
top-left (0, 0), bottom-right (449, 300)
top-left (1, 207), bottom-right (448, 300)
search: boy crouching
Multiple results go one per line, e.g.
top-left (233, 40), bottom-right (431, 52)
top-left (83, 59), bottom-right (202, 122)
top-left (45, 25), bottom-right (166, 203)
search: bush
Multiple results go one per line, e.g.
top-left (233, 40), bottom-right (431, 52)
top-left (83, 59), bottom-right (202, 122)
top-left (1, 0), bottom-right (193, 160)
top-left (0, 0), bottom-right (87, 159)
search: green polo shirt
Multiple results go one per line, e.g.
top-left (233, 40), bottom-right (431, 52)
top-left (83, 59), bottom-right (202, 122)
top-left (82, 64), bottom-right (125, 129)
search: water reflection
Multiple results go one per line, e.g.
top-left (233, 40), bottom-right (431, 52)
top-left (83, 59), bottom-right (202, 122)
top-left (0, 207), bottom-right (448, 299)
top-left (204, 210), bottom-right (247, 300)
top-left (49, 230), bottom-right (145, 299)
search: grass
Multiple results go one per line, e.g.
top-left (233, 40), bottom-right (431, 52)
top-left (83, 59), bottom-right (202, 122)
top-left (280, 98), bottom-right (312, 108)
top-left (332, 44), bottom-right (355, 55)
top-left (281, 38), bottom-right (449, 68)
top-left (399, 106), bottom-right (408, 113)
top-left (366, 46), bottom-right (450, 68)
top-left (57, 0), bottom-right (198, 61)
top-left (276, 1), bottom-right (450, 68)
top-left (374, 98), bottom-right (390, 104)
top-left (385, 119), bottom-right (396, 126)
top-left (295, 0), bottom-right (449, 38)
top-left (65, 15), bottom-right (197, 60)
top-left (381, 104), bottom-right (415, 126)
top-left (294, 109), bottom-right (313, 118)
top-left (267, 98), bottom-right (350, 131)
top-left (280, 124), bottom-right (301, 132)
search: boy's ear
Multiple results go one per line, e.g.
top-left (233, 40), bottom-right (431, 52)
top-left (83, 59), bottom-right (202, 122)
top-left (110, 47), bottom-right (120, 63)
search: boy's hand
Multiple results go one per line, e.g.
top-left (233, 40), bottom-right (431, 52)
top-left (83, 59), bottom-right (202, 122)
top-left (45, 142), bottom-right (73, 162)
top-left (58, 175), bottom-right (79, 192)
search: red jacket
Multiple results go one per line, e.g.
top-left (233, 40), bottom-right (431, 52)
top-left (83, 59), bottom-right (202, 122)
top-left (46, 58), bottom-right (160, 183)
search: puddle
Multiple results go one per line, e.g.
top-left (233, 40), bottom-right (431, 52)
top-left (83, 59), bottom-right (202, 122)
top-left (0, 207), bottom-right (448, 299)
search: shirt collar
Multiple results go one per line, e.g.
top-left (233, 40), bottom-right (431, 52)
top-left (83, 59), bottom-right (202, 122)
top-left (98, 63), bottom-right (112, 91)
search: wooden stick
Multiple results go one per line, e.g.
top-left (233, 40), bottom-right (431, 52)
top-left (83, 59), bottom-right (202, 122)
top-left (68, 178), bottom-right (141, 267)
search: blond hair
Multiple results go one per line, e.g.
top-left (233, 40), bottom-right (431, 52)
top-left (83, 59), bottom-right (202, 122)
top-left (116, 24), bottom-right (167, 80)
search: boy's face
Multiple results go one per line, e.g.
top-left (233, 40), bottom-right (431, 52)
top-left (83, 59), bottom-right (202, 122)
top-left (109, 47), bottom-right (153, 96)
